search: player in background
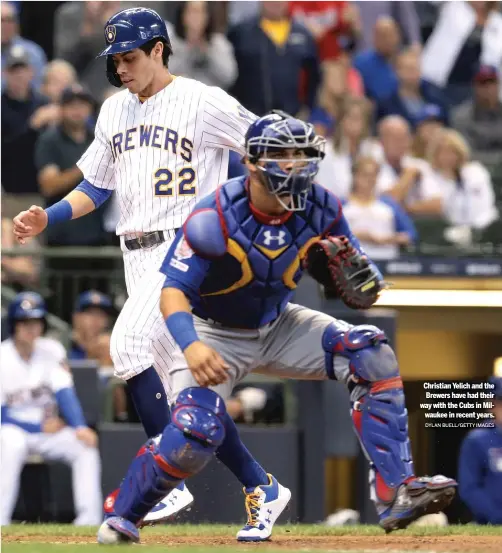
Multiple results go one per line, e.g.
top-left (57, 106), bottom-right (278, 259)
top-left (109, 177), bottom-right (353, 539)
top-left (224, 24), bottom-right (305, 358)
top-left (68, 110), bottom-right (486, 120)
top-left (1, 292), bottom-right (102, 526)
top-left (97, 114), bottom-right (457, 545)
top-left (12, 7), bottom-right (257, 521)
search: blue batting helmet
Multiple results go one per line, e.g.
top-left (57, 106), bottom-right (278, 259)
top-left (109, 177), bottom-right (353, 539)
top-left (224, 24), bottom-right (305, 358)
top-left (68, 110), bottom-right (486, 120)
top-left (97, 7), bottom-right (172, 88)
top-left (7, 292), bottom-right (48, 336)
top-left (245, 113), bottom-right (325, 211)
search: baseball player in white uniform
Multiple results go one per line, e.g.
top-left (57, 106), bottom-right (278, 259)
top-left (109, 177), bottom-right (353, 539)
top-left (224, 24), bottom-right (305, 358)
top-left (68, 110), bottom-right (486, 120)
top-left (1, 292), bottom-right (102, 526)
top-left (13, 7), bottom-right (256, 522)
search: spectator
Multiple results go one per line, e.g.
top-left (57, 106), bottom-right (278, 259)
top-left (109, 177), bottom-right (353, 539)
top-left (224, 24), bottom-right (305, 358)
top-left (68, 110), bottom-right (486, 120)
top-left (309, 54), bottom-right (364, 137)
top-left (411, 104), bottom-right (447, 160)
top-left (70, 291), bottom-right (116, 361)
top-left (421, 1), bottom-right (502, 107)
top-left (228, 1), bottom-right (320, 116)
top-left (424, 129), bottom-right (499, 233)
top-left (341, 156), bottom-right (417, 260)
top-left (289, 1), bottom-right (361, 62)
top-left (54, 1), bottom-right (121, 100)
top-left (374, 115), bottom-right (442, 216)
top-left (458, 376), bottom-right (502, 525)
top-left (355, 1), bottom-right (421, 53)
top-left (377, 48), bottom-right (448, 128)
top-left (167, 1), bottom-right (237, 90)
top-left (40, 59), bottom-right (77, 103)
top-left (353, 16), bottom-right (400, 102)
top-left (1, 48), bottom-right (57, 221)
top-left (452, 65), bottom-right (502, 169)
top-left (0, 292), bottom-right (102, 526)
top-left (1, 217), bottom-right (40, 289)
top-left (316, 97), bottom-right (377, 199)
top-left (1, 1), bottom-right (47, 91)
top-left (35, 84), bottom-right (101, 247)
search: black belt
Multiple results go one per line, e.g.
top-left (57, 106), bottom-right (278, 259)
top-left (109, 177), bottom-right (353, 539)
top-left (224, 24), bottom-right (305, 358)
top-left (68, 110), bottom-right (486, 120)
top-left (124, 229), bottom-right (180, 251)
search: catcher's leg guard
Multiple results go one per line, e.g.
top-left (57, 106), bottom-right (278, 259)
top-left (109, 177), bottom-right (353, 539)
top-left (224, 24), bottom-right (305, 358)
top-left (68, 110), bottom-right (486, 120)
top-left (111, 388), bottom-right (226, 525)
top-left (323, 324), bottom-right (414, 507)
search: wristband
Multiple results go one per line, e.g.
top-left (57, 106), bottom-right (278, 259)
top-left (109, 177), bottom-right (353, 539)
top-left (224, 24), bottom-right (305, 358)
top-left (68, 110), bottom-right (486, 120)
top-left (45, 200), bottom-right (73, 226)
top-left (165, 311), bottom-right (198, 352)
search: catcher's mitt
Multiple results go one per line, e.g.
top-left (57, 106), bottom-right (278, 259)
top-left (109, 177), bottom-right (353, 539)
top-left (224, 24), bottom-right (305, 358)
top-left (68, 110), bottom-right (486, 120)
top-left (303, 236), bottom-right (382, 310)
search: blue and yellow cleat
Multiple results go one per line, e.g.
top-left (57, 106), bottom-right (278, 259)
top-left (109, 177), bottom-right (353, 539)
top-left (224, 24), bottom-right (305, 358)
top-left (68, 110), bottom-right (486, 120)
top-left (236, 474), bottom-right (291, 542)
top-left (379, 475), bottom-right (457, 533)
top-left (97, 516), bottom-right (140, 544)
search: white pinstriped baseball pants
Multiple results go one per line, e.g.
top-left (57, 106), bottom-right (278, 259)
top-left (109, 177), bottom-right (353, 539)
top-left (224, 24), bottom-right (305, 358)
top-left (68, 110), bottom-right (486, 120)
top-left (110, 231), bottom-right (179, 397)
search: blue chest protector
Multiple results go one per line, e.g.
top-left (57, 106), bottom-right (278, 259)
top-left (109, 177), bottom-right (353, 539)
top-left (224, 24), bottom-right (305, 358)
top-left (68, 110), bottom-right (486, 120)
top-left (181, 177), bottom-right (341, 328)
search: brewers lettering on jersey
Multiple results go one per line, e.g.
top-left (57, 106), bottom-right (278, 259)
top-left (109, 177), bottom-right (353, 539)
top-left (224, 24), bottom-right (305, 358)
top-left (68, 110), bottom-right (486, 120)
top-left (12, 7), bottom-right (256, 523)
top-left (77, 78), bottom-right (254, 235)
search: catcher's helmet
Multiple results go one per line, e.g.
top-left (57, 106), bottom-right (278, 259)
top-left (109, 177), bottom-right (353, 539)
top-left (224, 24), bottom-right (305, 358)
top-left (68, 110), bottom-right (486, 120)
top-left (7, 292), bottom-right (48, 336)
top-left (98, 7), bottom-right (172, 88)
top-left (245, 113), bottom-right (325, 211)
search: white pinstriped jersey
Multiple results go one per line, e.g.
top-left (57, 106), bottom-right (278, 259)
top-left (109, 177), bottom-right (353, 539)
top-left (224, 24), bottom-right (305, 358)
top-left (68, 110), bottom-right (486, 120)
top-left (77, 77), bottom-right (256, 235)
top-left (0, 338), bottom-right (72, 428)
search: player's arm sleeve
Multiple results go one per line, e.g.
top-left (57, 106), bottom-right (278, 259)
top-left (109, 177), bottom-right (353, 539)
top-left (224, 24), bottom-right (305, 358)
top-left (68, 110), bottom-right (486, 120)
top-left (458, 433), bottom-right (502, 524)
top-left (0, 405), bottom-right (43, 433)
top-left (327, 197), bottom-right (384, 281)
top-left (202, 87), bottom-right (258, 156)
top-left (48, 342), bottom-right (87, 428)
top-left (74, 179), bottom-right (113, 208)
top-left (160, 231), bottom-right (214, 299)
top-left (76, 103), bottom-right (116, 190)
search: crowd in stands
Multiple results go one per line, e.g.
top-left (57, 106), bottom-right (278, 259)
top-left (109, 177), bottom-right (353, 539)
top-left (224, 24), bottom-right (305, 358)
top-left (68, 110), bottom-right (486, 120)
top-left (2, 0), bottom-right (501, 269)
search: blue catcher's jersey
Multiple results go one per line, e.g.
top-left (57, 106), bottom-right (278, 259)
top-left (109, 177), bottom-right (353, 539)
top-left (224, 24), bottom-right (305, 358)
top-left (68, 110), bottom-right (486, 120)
top-left (160, 176), bottom-right (380, 329)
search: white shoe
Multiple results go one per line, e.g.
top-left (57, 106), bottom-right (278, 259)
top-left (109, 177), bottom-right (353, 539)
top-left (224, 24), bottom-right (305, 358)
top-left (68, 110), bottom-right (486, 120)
top-left (236, 474), bottom-right (291, 542)
top-left (142, 482), bottom-right (194, 525)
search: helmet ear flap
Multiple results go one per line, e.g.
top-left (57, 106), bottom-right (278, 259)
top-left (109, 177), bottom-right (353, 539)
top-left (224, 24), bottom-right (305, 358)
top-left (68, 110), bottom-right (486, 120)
top-left (106, 56), bottom-right (122, 88)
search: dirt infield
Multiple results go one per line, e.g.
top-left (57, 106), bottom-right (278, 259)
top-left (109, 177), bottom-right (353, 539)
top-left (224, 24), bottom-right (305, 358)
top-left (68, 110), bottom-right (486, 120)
top-left (4, 532), bottom-right (502, 552)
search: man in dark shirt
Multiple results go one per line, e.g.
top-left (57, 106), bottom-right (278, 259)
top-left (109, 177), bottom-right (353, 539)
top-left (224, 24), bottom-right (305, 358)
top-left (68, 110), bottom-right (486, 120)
top-left (452, 66), bottom-right (502, 170)
top-left (34, 84), bottom-right (111, 322)
top-left (1, 47), bottom-right (56, 219)
top-left (34, 84), bottom-right (103, 247)
top-left (228, 1), bottom-right (320, 116)
top-left (376, 49), bottom-right (448, 128)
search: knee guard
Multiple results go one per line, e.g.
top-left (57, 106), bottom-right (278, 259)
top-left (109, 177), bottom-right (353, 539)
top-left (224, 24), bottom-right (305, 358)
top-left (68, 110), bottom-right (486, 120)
top-left (323, 324), bottom-right (414, 503)
top-left (113, 388), bottom-right (226, 524)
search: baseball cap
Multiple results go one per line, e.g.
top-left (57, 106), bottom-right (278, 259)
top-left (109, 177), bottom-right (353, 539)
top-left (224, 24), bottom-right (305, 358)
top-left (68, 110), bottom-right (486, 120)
top-left (5, 46), bottom-right (30, 69)
top-left (75, 290), bottom-right (116, 316)
top-left (474, 65), bottom-right (499, 84)
top-left (415, 104), bottom-right (446, 126)
top-left (60, 84), bottom-right (96, 107)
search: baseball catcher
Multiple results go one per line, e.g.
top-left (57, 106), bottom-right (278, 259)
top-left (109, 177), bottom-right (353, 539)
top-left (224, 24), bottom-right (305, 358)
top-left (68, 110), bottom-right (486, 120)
top-left (98, 113), bottom-right (457, 545)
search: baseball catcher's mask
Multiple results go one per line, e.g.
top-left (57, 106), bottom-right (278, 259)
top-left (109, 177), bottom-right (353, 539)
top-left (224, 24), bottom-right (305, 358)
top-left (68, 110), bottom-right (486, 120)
top-left (246, 114), bottom-right (325, 211)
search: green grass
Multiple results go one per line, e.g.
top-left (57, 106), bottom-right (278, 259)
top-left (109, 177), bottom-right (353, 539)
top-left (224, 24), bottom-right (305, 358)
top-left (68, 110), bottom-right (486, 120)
top-left (2, 523), bottom-right (501, 553)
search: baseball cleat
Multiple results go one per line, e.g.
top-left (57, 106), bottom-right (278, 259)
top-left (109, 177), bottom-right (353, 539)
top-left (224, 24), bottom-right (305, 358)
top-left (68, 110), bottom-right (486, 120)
top-left (236, 473), bottom-right (291, 542)
top-left (142, 481), bottom-right (194, 525)
top-left (379, 475), bottom-right (457, 533)
top-left (102, 481), bottom-right (194, 528)
top-left (97, 516), bottom-right (139, 544)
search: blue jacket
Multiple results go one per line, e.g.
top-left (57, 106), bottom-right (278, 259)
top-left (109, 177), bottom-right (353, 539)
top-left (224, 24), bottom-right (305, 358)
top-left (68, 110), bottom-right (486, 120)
top-left (458, 425), bottom-right (502, 524)
top-left (353, 49), bottom-right (398, 102)
top-left (376, 81), bottom-right (449, 128)
top-left (228, 18), bottom-right (320, 116)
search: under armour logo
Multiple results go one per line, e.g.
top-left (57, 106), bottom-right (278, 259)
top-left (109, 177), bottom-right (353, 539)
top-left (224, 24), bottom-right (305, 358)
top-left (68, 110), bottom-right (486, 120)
top-left (396, 493), bottom-right (412, 507)
top-left (263, 230), bottom-right (286, 247)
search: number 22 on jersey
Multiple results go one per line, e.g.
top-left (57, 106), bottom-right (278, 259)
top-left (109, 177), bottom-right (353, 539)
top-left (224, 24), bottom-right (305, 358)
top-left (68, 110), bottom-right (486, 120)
top-left (154, 167), bottom-right (196, 197)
